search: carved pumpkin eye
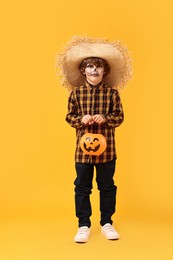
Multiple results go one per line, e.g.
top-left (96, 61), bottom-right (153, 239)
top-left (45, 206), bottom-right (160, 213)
top-left (80, 133), bottom-right (107, 156)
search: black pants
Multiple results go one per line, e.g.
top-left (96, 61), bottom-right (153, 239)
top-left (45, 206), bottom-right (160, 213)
top-left (74, 159), bottom-right (117, 227)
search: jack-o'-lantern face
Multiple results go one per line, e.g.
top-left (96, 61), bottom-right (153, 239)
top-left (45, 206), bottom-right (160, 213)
top-left (80, 133), bottom-right (107, 156)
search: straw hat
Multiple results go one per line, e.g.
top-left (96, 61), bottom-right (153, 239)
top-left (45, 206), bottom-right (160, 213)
top-left (57, 35), bottom-right (132, 91)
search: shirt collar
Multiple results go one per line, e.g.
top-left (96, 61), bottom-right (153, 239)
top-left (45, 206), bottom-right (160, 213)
top-left (85, 81), bottom-right (103, 90)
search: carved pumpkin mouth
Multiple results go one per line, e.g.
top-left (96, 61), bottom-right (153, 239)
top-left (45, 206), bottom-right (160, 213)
top-left (84, 142), bottom-right (100, 152)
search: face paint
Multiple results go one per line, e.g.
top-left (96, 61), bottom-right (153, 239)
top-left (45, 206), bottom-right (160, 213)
top-left (84, 63), bottom-right (105, 85)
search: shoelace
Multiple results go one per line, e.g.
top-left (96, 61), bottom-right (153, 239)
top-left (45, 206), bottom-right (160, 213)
top-left (103, 225), bottom-right (115, 233)
top-left (77, 227), bottom-right (89, 234)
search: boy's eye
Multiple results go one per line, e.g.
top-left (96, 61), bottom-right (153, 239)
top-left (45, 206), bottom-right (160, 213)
top-left (97, 64), bottom-right (103, 68)
top-left (86, 64), bottom-right (94, 68)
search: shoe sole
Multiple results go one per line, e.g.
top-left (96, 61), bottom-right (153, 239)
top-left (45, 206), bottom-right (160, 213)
top-left (74, 239), bottom-right (88, 243)
top-left (101, 229), bottom-right (120, 240)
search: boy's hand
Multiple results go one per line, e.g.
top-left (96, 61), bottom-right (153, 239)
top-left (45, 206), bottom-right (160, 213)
top-left (82, 114), bottom-right (106, 125)
top-left (92, 114), bottom-right (106, 124)
top-left (81, 115), bottom-right (94, 125)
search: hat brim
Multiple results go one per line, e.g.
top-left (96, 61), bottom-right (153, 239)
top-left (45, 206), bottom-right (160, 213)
top-left (57, 36), bottom-right (132, 91)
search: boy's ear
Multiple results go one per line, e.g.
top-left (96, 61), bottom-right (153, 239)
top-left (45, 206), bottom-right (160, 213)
top-left (80, 68), bottom-right (86, 75)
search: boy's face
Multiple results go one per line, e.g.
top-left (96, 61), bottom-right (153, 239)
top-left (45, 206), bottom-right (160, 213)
top-left (83, 63), bottom-right (105, 86)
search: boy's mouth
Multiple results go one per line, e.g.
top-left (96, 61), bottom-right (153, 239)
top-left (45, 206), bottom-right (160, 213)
top-left (87, 72), bottom-right (100, 77)
top-left (91, 74), bottom-right (99, 77)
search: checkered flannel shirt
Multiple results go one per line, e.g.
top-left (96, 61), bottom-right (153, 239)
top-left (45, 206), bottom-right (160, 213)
top-left (66, 82), bottom-right (124, 164)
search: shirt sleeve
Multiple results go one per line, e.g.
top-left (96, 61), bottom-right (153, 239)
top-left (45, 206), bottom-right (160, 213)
top-left (104, 89), bottom-right (124, 128)
top-left (65, 91), bottom-right (83, 129)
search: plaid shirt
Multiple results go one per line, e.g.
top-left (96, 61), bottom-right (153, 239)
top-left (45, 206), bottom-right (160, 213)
top-left (66, 82), bottom-right (124, 163)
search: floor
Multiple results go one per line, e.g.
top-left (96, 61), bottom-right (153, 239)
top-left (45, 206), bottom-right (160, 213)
top-left (1, 212), bottom-right (173, 260)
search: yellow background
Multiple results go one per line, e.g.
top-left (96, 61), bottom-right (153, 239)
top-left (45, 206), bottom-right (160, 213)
top-left (1, 0), bottom-right (173, 259)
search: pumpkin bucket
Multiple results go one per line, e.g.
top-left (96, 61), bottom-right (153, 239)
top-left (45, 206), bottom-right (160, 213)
top-left (80, 133), bottom-right (107, 156)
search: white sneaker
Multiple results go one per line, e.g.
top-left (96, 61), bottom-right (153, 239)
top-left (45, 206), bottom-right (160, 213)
top-left (74, 226), bottom-right (90, 243)
top-left (101, 223), bottom-right (120, 240)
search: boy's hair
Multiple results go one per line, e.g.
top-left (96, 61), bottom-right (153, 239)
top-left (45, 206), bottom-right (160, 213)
top-left (79, 57), bottom-right (110, 76)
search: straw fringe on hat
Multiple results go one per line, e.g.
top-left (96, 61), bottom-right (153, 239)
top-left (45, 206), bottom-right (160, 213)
top-left (56, 35), bottom-right (132, 91)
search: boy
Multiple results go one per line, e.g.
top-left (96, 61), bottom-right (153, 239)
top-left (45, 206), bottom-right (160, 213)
top-left (57, 36), bottom-right (132, 243)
